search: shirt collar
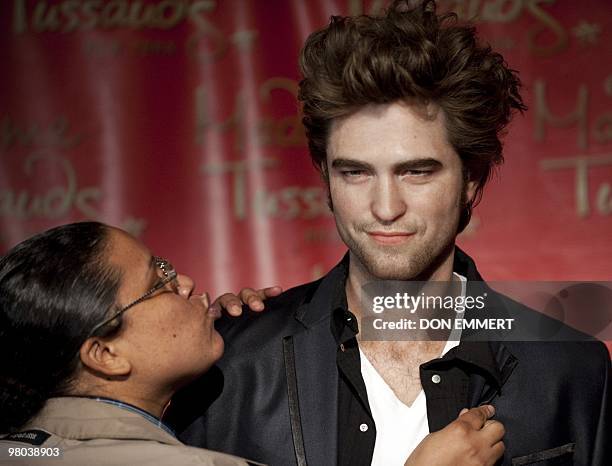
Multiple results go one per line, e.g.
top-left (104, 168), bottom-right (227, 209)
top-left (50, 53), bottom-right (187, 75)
top-left (322, 249), bottom-right (513, 387)
top-left (25, 397), bottom-right (181, 445)
top-left (89, 396), bottom-right (176, 438)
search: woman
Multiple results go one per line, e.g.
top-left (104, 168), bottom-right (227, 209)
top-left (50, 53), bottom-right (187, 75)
top-left (0, 222), bottom-right (264, 465)
top-left (0, 222), bottom-right (503, 466)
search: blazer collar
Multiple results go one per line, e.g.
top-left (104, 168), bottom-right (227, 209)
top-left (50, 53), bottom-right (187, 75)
top-left (295, 246), bottom-right (484, 326)
top-left (293, 247), bottom-right (518, 388)
top-left (294, 253), bottom-right (349, 328)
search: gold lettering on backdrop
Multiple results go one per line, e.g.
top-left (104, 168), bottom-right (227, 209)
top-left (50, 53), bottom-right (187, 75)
top-left (195, 75), bottom-right (318, 221)
top-left (10, 1), bottom-right (301, 64)
top-left (253, 186), bottom-right (331, 220)
top-left (442, 0), bottom-right (482, 19)
top-left (534, 79), bottom-right (589, 150)
top-left (202, 158), bottom-right (331, 221)
top-left (194, 86), bottom-right (244, 148)
top-left (186, 0), bottom-right (229, 62)
top-left (0, 152), bottom-right (102, 220)
top-left (597, 183), bottom-right (612, 215)
top-left (13, 0), bottom-right (27, 33)
top-left (481, 0), bottom-right (522, 22)
top-left (194, 78), bottom-right (305, 150)
top-left (12, 0), bottom-right (234, 62)
top-left (594, 114), bottom-right (612, 144)
top-left (440, 0), bottom-right (568, 57)
top-left (259, 78), bottom-right (304, 148)
top-left (13, 0), bottom-right (209, 33)
top-left (540, 155), bottom-right (612, 217)
top-left (32, 0), bottom-right (61, 32)
top-left (535, 77), bottom-right (612, 218)
top-left (202, 158), bottom-right (278, 220)
top-left (525, 0), bottom-right (568, 56)
top-left (0, 116), bottom-right (82, 152)
top-left (132, 39), bottom-right (176, 56)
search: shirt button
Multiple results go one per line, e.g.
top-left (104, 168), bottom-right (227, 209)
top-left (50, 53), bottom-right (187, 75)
top-left (359, 423), bottom-right (369, 432)
top-left (431, 374), bottom-right (441, 384)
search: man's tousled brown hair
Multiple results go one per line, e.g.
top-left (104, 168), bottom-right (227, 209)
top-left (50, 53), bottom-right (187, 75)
top-left (298, 0), bottom-right (526, 209)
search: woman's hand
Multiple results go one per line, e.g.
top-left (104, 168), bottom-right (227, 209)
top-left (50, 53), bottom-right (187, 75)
top-left (210, 286), bottom-right (283, 316)
top-left (405, 405), bottom-right (505, 466)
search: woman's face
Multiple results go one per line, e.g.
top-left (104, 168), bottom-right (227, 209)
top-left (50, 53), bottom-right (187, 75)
top-left (104, 227), bottom-right (224, 389)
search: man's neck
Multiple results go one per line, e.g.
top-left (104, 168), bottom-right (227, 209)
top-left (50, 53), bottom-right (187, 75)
top-left (345, 247), bottom-right (456, 318)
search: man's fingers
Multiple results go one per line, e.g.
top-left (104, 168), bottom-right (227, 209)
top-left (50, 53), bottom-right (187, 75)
top-left (458, 405), bottom-right (495, 430)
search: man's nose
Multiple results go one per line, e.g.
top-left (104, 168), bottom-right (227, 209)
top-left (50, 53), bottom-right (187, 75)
top-left (177, 274), bottom-right (195, 297)
top-left (371, 177), bottom-right (407, 223)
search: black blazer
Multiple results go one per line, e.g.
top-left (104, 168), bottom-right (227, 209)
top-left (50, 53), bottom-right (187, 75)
top-left (170, 249), bottom-right (611, 466)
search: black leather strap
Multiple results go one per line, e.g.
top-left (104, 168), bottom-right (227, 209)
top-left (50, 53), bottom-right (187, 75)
top-left (283, 336), bottom-right (308, 466)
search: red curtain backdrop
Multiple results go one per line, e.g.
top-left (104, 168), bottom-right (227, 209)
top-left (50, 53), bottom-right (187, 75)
top-left (1, 1), bottom-right (611, 350)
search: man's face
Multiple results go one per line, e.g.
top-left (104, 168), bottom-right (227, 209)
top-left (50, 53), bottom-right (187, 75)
top-left (327, 101), bottom-right (475, 281)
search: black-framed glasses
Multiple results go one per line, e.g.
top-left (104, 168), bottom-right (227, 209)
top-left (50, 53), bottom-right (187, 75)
top-left (89, 256), bottom-right (177, 336)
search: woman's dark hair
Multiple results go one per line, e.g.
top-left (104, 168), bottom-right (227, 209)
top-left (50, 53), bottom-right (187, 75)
top-left (0, 222), bottom-right (122, 433)
top-left (298, 0), bottom-right (527, 231)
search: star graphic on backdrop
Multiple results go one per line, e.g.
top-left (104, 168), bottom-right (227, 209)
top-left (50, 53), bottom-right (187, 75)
top-left (232, 30), bottom-right (258, 51)
top-left (572, 20), bottom-right (601, 45)
top-left (120, 217), bottom-right (147, 237)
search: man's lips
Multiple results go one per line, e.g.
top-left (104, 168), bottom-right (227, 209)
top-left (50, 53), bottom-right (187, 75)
top-left (367, 231), bottom-right (415, 245)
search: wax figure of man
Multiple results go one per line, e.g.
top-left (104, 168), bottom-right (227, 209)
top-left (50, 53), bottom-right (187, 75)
top-left (171, 1), bottom-right (611, 465)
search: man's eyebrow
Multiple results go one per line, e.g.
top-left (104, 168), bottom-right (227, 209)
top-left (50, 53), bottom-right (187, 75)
top-left (330, 157), bottom-right (443, 172)
top-left (393, 158), bottom-right (443, 172)
top-left (331, 158), bottom-right (375, 170)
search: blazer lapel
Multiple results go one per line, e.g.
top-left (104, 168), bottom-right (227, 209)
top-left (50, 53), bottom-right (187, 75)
top-left (282, 262), bottom-right (347, 466)
top-left (466, 341), bottom-right (518, 407)
top-left (285, 322), bottom-right (338, 466)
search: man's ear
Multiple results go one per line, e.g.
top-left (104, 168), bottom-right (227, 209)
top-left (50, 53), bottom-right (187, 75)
top-left (466, 179), bottom-right (477, 204)
top-left (79, 337), bottom-right (131, 377)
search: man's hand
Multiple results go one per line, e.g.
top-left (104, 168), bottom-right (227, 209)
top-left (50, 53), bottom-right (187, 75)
top-left (405, 405), bottom-right (505, 466)
top-left (210, 286), bottom-right (283, 316)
